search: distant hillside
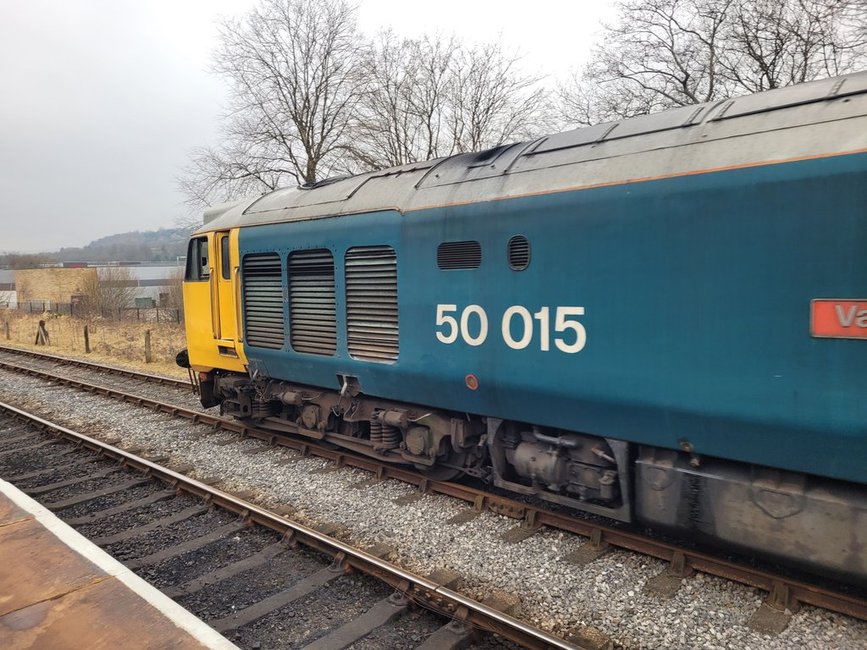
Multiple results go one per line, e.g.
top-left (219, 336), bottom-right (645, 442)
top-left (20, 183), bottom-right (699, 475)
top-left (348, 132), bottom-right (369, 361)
top-left (59, 228), bottom-right (189, 262)
top-left (1, 228), bottom-right (190, 267)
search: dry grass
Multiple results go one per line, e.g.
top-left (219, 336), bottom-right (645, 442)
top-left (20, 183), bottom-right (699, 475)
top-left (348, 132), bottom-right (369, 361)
top-left (0, 311), bottom-right (189, 380)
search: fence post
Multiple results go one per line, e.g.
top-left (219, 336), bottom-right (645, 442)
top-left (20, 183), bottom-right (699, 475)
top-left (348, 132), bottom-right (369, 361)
top-left (84, 325), bottom-right (90, 353)
top-left (3, 321), bottom-right (9, 340)
top-left (144, 329), bottom-right (152, 363)
top-left (35, 320), bottom-right (49, 346)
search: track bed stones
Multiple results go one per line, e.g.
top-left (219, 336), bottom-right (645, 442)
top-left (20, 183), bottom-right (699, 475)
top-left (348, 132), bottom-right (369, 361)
top-left (1, 364), bottom-right (867, 648)
top-left (0, 409), bottom-right (536, 649)
top-left (0, 346), bottom-right (205, 412)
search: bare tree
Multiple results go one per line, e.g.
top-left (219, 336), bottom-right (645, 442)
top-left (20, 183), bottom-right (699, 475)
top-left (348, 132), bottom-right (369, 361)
top-left (409, 35), bottom-right (461, 160)
top-left (349, 32), bottom-right (457, 168)
top-left (559, 0), bottom-right (867, 128)
top-left (161, 267), bottom-right (186, 318)
top-left (0, 253), bottom-right (51, 269)
top-left (557, 0), bottom-right (733, 127)
top-left (722, 0), bottom-right (867, 92)
top-left (349, 35), bottom-right (554, 169)
top-left (80, 267), bottom-right (138, 318)
top-left (181, 0), bottom-right (560, 207)
top-left (180, 0), bottom-right (365, 210)
top-left (447, 41), bottom-right (554, 153)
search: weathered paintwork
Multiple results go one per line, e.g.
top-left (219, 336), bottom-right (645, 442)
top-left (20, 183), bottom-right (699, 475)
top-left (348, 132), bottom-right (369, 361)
top-left (186, 71), bottom-right (867, 487)
top-left (236, 151), bottom-right (867, 485)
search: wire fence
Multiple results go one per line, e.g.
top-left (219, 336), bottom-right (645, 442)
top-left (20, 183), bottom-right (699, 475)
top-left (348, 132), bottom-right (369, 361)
top-left (0, 301), bottom-right (183, 323)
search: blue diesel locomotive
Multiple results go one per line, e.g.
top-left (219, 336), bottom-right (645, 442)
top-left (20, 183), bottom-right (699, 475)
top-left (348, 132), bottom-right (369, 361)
top-left (182, 72), bottom-right (867, 583)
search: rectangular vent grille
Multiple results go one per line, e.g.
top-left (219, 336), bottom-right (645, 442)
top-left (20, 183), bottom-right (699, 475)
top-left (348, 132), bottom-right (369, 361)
top-left (346, 246), bottom-right (398, 362)
top-left (242, 253), bottom-right (284, 349)
top-left (288, 249), bottom-right (337, 355)
top-left (437, 241), bottom-right (481, 269)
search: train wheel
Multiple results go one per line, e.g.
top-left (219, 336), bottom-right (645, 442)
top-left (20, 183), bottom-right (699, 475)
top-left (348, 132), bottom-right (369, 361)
top-left (416, 450), bottom-right (469, 481)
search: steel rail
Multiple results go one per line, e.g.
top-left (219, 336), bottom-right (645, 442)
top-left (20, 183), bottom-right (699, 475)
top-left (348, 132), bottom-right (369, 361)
top-left (1, 358), bottom-right (866, 624)
top-left (0, 344), bottom-right (189, 389)
top-left (0, 400), bottom-right (577, 650)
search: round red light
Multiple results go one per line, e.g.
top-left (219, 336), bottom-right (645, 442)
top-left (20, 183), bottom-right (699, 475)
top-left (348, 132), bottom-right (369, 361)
top-left (465, 374), bottom-right (479, 390)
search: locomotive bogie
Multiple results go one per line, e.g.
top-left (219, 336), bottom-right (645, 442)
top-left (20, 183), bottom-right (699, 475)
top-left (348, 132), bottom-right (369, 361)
top-left (209, 369), bottom-right (632, 511)
top-left (211, 371), bottom-right (484, 476)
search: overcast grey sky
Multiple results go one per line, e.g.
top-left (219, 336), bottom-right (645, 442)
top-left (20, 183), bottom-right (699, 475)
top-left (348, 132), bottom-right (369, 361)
top-left (0, 0), bottom-right (614, 253)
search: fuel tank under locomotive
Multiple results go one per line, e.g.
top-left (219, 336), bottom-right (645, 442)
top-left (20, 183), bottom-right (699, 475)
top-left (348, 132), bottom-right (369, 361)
top-left (635, 447), bottom-right (867, 584)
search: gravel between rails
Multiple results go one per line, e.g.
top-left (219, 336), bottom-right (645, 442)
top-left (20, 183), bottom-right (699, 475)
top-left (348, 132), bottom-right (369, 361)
top-left (0, 424), bottom-right (522, 650)
top-left (0, 419), bottom-right (520, 649)
top-left (1, 366), bottom-right (865, 649)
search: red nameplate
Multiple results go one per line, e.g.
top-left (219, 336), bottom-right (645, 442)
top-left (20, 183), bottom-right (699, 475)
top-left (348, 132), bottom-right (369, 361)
top-left (811, 300), bottom-right (867, 339)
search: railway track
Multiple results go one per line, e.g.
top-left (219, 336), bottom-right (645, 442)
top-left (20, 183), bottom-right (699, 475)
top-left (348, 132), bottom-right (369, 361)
top-left (0, 402), bottom-right (562, 649)
top-left (0, 344), bottom-right (865, 644)
top-left (0, 344), bottom-right (190, 389)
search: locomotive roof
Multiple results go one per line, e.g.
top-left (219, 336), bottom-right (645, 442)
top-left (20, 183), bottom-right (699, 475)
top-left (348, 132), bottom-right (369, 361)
top-left (199, 70), bottom-right (867, 233)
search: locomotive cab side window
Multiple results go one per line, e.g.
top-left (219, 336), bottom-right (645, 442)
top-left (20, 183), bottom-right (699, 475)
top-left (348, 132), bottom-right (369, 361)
top-left (220, 235), bottom-right (231, 280)
top-left (185, 237), bottom-right (210, 281)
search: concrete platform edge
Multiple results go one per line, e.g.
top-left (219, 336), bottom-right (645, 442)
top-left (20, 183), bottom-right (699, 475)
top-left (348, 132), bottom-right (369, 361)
top-left (0, 478), bottom-right (239, 650)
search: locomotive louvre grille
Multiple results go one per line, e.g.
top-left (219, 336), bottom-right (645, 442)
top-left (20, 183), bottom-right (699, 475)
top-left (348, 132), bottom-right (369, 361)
top-left (508, 235), bottom-right (530, 270)
top-left (437, 241), bottom-right (481, 270)
top-left (288, 249), bottom-right (337, 355)
top-left (242, 253), bottom-right (285, 349)
top-left (345, 246), bottom-right (398, 362)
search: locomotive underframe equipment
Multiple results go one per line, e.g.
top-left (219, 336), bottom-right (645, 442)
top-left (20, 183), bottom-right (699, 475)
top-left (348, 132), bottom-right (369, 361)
top-left (635, 447), bottom-right (867, 582)
top-left (213, 371), bottom-right (482, 479)
top-left (208, 370), bottom-right (635, 519)
top-left (204, 370), bottom-right (867, 582)
top-left (486, 418), bottom-right (632, 521)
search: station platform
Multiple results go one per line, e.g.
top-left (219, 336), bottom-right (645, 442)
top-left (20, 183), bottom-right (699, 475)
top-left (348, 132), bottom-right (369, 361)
top-left (0, 478), bottom-right (237, 649)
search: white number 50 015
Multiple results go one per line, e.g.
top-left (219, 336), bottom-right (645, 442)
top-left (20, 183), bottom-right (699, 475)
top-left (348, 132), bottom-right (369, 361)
top-left (435, 304), bottom-right (587, 353)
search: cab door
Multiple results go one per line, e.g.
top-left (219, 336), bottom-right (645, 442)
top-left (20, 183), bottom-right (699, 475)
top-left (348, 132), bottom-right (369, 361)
top-left (214, 230), bottom-right (237, 345)
top-left (182, 231), bottom-right (245, 373)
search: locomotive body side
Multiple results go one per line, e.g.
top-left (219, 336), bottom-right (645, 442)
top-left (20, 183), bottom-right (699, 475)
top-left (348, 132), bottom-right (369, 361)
top-left (235, 150), bottom-right (867, 484)
top-left (182, 72), bottom-right (867, 582)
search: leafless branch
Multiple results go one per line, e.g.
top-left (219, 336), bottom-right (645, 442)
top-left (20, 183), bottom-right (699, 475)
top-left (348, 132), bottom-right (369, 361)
top-left (559, 0), bottom-right (867, 127)
top-left (178, 0), bottom-right (365, 212)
